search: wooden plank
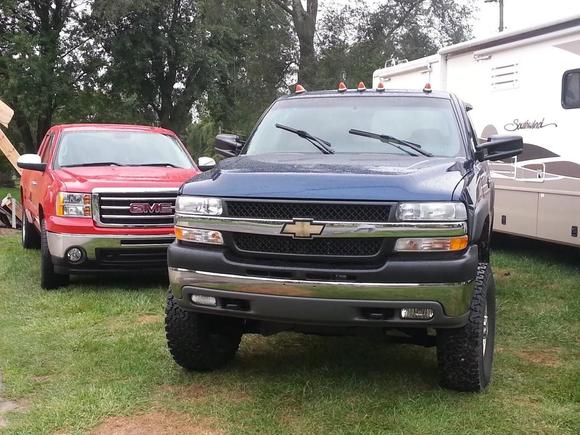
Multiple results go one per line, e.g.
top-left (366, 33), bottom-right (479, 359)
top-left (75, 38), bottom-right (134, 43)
top-left (0, 129), bottom-right (22, 175)
top-left (0, 99), bottom-right (14, 128)
top-left (0, 194), bottom-right (22, 228)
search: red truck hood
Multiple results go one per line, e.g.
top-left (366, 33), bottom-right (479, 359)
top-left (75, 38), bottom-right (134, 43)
top-left (54, 166), bottom-right (198, 192)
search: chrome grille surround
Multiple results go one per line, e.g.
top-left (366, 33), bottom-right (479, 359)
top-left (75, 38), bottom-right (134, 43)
top-left (92, 187), bottom-right (178, 228)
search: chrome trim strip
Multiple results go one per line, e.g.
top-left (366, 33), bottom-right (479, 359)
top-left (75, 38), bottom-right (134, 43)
top-left (168, 268), bottom-right (474, 317)
top-left (174, 215), bottom-right (467, 238)
top-left (101, 214), bottom-right (174, 220)
top-left (100, 197), bottom-right (178, 201)
top-left (47, 232), bottom-right (174, 260)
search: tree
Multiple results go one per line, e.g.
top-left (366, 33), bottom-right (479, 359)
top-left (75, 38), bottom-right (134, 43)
top-left (272, 0), bottom-right (319, 88)
top-left (0, 0), bottom-right (89, 153)
top-left (316, 0), bottom-right (474, 89)
top-left (93, 0), bottom-right (219, 135)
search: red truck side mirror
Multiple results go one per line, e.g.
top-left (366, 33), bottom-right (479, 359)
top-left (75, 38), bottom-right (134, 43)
top-left (17, 154), bottom-right (46, 172)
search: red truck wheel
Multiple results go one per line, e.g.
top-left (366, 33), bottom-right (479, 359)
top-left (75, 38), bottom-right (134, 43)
top-left (21, 207), bottom-right (40, 250)
top-left (40, 220), bottom-right (69, 290)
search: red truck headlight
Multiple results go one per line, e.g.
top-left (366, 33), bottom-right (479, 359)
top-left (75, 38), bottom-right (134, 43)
top-left (56, 192), bottom-right (92, 217)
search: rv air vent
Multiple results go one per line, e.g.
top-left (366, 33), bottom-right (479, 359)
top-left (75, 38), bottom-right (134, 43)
top-left (491, 63), bottom-right (519, 91)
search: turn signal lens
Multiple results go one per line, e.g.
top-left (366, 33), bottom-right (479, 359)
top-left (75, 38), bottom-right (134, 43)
top-left (394, 235), bottom-right (469, 252)
top-left (175, 227), bottom-right (224, 245)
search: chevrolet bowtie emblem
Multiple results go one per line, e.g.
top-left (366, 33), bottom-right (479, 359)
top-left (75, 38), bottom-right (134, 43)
top-left (281, 219), bottom-right (325, 239)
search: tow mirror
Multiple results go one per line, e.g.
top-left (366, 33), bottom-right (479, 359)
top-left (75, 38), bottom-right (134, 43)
top-left (17, 154), bottom-right (46, 172)
top-left (198, 156), bottom-right (217, 171)
top-left (214, 134), bottom-right (245, 158)
top-left (476, 135), bottom-right (523, 162)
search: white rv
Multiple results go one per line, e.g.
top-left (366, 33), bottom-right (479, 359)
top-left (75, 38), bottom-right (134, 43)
top-left (373, 15), bottom-right (580, 247)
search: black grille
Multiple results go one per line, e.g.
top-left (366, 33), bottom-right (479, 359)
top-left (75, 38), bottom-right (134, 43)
top-left (97, 191), bottom-right (177, 227)
top-left (96, 248), bottom-right (168, 268)
top-left (233, 234), bottom-right (383, 257)
top-left (226, 201), bottom-right (391, 222)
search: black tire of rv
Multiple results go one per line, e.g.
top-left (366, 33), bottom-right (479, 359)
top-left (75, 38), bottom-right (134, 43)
top-left (165, 292), bottom-right (242, 371)
top-left (437, 263), bottom-right (496, 392)
top-left (40, 220), bottom-right (70, 290)
top-left (21, 206), bottom-right (40, 249)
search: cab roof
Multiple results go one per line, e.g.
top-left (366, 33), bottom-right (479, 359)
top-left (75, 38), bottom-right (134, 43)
top-left (49, 123), bottom-right (177, 136)
top-left (279, 88), bottom-right (453, 101)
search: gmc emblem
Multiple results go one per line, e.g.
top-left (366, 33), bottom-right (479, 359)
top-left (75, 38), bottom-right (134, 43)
top-left (129, 202), bottom-right (173, 214)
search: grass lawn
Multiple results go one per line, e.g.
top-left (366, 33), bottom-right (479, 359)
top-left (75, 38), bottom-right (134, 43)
top-left (0, 232), bottom-right (578, 434)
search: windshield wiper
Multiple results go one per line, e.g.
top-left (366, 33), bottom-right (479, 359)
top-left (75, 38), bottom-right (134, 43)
top-left (275, 123), bottom-right (334, 154)
top-left (61, 162), bottom-right (124, 168)
top-left (127, 163), bottom-right (180, 168)
top-left (349, 129), bottom-right (433, 157)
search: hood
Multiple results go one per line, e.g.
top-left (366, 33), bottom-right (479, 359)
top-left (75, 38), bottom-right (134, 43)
top-left (181, 153), bottom-right (470, 201)
top-left (54, 166), bottom-right (199, 192)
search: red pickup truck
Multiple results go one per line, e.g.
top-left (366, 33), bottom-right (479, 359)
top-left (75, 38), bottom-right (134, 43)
top-left (17, 124), bottom-right (205, 289)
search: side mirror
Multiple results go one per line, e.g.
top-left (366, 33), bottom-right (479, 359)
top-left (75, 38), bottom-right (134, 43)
top-left (17, 154), bottom-right (46, 172)
top-left (214, 134), bottom-right (244, 158)
top-left (476, 135), bottom-right (523, 162)
top-left (198, 156), bottom-right (217, 171)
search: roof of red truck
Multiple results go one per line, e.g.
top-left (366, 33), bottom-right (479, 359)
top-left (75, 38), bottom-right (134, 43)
top-left (50, 123), bottom-right (176, 135)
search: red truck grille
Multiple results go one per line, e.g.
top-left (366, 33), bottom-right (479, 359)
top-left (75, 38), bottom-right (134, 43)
top-left (93, 189), bottom-right (178, 227)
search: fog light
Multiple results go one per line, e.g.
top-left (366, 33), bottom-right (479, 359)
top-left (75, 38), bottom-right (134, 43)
top-left (401, 308), bottom-right (434, 320)
top-left (191, 294), bottom-right (217, 307)
top-left (175, 227), bottom-right (224, 245)
top-left (66, 247), bottom-right (85, 264)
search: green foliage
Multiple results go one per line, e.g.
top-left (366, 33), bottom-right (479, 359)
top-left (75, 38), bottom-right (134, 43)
top-left (316, 0), bottom-right (475, 89)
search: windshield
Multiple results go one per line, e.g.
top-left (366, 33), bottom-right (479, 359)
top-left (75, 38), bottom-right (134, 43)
top-left (246, 96), bottom-right (464, 157)
top-left (55, 130), bottom-right (193, 168)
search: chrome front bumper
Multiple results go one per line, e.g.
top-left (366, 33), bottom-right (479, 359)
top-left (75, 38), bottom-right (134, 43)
top-left (169, 268), bottom-right (474, 317)
top-left (47, 232), bottom-right (174, 260)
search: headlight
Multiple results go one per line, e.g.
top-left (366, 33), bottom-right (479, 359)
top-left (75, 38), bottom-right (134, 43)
top-left (56, 192), bottom-right (92, 217)
top-left (175, 196), bottom-right (223, 216)
top-left (397, 202), bottom-right (467, 221)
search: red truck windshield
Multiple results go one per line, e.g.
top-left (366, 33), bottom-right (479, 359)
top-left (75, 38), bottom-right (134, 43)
top-left (55, 130), bottom-right (194, 169)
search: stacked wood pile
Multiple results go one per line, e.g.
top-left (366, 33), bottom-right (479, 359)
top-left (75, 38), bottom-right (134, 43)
top-left (0, 99), bottom-right (23, 229)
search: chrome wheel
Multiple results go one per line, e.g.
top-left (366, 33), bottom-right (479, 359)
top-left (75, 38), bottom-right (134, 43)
top-left (482, 302), bottom-right (489, 355)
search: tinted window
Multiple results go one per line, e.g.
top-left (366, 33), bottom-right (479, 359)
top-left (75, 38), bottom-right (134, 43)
top-left (562, 69), bottom-right (580, 109)
top-left (55, 130), bottom-right (193, 168)
top-left (245, 96), bottom-right (464, 157)
top-left (40, 134), bottom-right (54, 163)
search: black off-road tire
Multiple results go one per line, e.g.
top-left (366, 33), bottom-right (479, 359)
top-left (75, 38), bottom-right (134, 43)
top-left (437, 263), bottom-right (496, 392)
top-left (165, 293), bottom-right (242, 371)
top-left (21, 207), bottom-right (40, 249)
top-left (40, 220), bottom-right (70, 290)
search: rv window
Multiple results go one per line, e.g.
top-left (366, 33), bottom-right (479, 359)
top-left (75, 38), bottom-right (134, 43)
top-left (562, 69), bottom-right (580, 109)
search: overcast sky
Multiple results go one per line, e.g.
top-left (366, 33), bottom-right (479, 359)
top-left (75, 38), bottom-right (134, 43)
top-left (473, 0), bottom-right (580, 38)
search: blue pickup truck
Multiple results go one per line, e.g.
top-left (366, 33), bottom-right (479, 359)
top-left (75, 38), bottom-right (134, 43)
top-left (165, 84), bottom-right (523, 392)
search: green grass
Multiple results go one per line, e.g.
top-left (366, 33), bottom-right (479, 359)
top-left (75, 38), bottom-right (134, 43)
top-left (0, 233), bottom-right (578, 434)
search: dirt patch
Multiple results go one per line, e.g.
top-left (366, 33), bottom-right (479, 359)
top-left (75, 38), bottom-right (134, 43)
top-left (90, 411), bottom-right (222, 435)
top-left (161, 384), bottom-right (249, 404)
top-left (515, 349), bottom-right (560, 367)
top-left (0, 228), bottom-right (18, 236)
top-left (0, 398), bottom-right (28, 428)
top-left (137, 314), bottom-right (162, 325)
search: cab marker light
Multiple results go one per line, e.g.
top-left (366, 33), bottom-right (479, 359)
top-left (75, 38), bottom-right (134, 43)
top-left (295, 84), bottom-right (306, 94)
top-left (338, 82), bottom-right (347, 93)
top-left (357, 81), bottom-right (366, 92)
top-left (423, 82), bottom-right (432, 93)
top-left (376, 81), bottom-right (385, 92)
